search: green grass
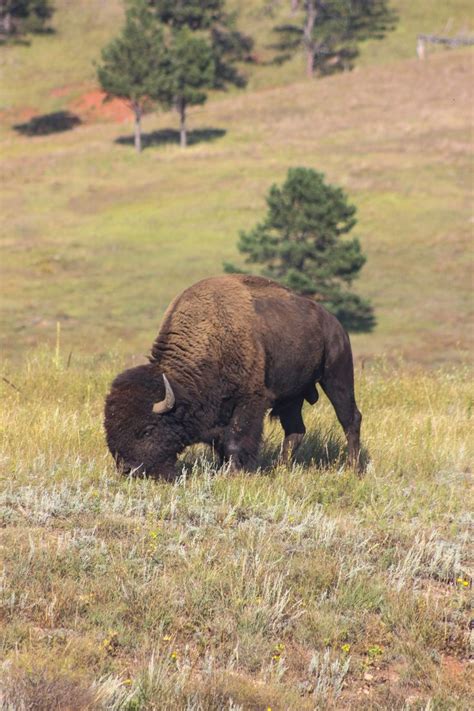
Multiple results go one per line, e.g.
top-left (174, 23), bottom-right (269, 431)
top-left (0, 351), bottom-right (472, 708)
top-left (358, 0), bottom-right (474, 66)
top-left (0, 1), bottom-right (123, 112)
top-left (0, 1), bottom-right (472, 364)
top-left (1, 48), bottom-right (472, 364)
top-left (1, 0), bottom-right (472, 108)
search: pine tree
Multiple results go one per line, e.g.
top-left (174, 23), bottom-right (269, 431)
top-left (224, 167), bottom-right (375, 332)
top-left (157, 28), bottom-right (216, 147)
top-left (0, 0), bottom-right (54, 38)
top-left (96, 0), bottom-right (167, 153)
top-left (147, 0), bottom-right (224, 30)
top-left (273, 0), bottom-right (397, 77)
top-left (148, 0), bottom-right (253, 90)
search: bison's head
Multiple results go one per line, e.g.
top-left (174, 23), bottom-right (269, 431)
top-left (104, 365), bottom-right (181, 480)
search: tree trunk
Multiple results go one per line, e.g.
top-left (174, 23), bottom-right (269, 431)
top-left (179, 100), bottom-right (187, 148)
top-left (416, 36), bottom-right (425, 60)
top-left (306, 46), bottom-right (315, 77)
top-left (2, 11), bottom-right (12, 35)
top-left (133, 103), bottom-right (142, 153)
top-left (303, 1), bottom-right (317, 77)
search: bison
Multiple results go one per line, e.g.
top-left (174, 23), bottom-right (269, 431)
top-left (104, 275), bottom-right (362, 480)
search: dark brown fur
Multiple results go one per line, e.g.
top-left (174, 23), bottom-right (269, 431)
top-left (104, 275), bottom-right (362, 479)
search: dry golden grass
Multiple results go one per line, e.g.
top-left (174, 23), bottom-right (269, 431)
top-left (0, 350), bottom-right (472, 709)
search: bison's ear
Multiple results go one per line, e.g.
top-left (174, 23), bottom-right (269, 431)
top-left (153, 374), bottom-right (175, 414)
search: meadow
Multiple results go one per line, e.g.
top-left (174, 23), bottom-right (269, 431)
top-left (0, 0), bottom-right (473, 708)
top-left (0, 350), bottom-right (472, 709)
top-left (0, 2), bottom-right (472, 365)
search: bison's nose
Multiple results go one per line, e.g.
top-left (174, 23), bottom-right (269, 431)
top-left (115, 457), bottom-right (132, 475)
top-left (119, 461), bottom-right (146, 477)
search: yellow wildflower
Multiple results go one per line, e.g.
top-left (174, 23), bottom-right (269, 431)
top-left (78, 594), bottom-right (93, 604)
top-left (341, 643), bottom-right (351, 653)
top-left (101, 631), bottom-right (119, 654)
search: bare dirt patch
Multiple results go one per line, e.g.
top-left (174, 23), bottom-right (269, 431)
top-left (50, 85), bottom-right (76, 98)
top-left (1, 87), bottom-right (133, 129)
top-left (441, 654), bottom-right (471, 681)
top-left (70, 88), bottom-right (133, 123)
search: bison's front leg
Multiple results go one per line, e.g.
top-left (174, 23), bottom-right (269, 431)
top-left (223, 398), bottom-right (267, 471)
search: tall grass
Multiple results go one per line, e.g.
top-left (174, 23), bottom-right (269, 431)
top-left (0, 350), bottom-right (472, 709)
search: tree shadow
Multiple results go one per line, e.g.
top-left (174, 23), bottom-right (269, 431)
top-left (0, 36), bottom-right (31, 46)
top-left (0, 27), bottom-right (55, 47)
top-left (13, 111), bottom-right (82, 136)
top-left (115, 127), bottom-right (226, 150)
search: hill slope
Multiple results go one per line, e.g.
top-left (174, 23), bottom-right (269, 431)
top-left (1, 48), bottom-right (472, 364)
top-left (1, 0), bottom-right (472, 111)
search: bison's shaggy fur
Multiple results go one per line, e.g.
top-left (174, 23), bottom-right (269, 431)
top-left (104, 275), bottom-right (361, 479)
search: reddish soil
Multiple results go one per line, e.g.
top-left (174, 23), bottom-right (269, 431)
top-left (16, 107), bottom-right (37, 121)
top-left (50, 85), bottom-right (74, 98)
top-left (70, 89), bottom-right (133, 123)
top-left (2, 85), bottom-right (134, 129)
top-left (441, 654), bottom-right (470, 680)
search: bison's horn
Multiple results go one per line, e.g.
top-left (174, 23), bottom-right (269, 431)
top-left (153, 374), bottom-right (175, 414)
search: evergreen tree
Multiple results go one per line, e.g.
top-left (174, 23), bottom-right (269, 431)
top-left (273, 0), bottom-right (397, 77)
top-left (148, 0), bottom-right (253, 89)
top-left (157, 28), bottom-right (215, 147)
top-left (0, 0), bottom-right (54, 38)
top-left (224, 167), bottom-right (375, 332)
top-left (96, 0), bottom-right (167, 153)
top-left (147, 0), bottom-right (224, 30)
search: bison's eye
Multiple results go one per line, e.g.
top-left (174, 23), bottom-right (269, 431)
top-left (137, 424), bottom-right (155, 440)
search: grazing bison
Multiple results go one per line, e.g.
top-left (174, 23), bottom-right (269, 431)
top-left (104, 275), bottom-right (362, 480)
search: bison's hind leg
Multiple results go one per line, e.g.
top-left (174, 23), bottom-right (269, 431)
top-left (321, 369), bottom-right (362, 471)
top-left (274, 397), bottom-right (306, 464)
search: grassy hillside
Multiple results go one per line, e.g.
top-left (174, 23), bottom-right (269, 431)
top-left (1, 1), bottom-right (472, 365)
top-left (1, 0), bottom-right (472, 111)
top-left (0, 351), bottom-right (472, 708)
top-left (238, 0), bottom-right (474, 89)
top-left (1, 48), bottom-right (472, 364)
